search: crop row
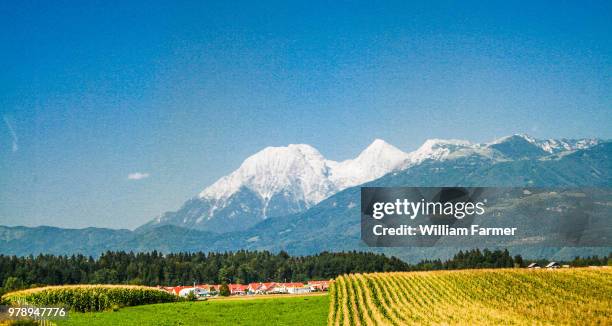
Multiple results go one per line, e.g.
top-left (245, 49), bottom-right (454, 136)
top-left (329, 268), bottom-right (612, 325)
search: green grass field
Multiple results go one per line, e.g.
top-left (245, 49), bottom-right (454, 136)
top-left (56, 294), bottom-right (329, 326)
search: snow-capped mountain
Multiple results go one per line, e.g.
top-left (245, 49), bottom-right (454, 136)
top-left (200, 144), bottom-right (337, 215)
top-left (490, 134), bottom-right (601, 153)
top-left (197, 140), bottom-right (410, 220)
top-left (139, 139), bottom-right (412, 232)
top-left (138, 134), bottom-right (602, 233)
top-left (405, 138), bottom-right (505, 164)
top-left (535, 138), bottom-right (601, 154)
top-left (487, 134), bottom-right (602, 159)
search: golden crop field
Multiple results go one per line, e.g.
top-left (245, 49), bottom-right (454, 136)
top-left (328, 267), bottom-right (612, 325)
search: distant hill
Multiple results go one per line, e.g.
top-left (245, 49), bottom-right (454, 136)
top-left (0, 226), bottom-right (133, 257)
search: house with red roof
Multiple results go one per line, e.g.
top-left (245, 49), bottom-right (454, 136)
top-left (159, 286), bottom-right (175, 294)
top-left (160, 280), bottom-right (323, 297)
top-left (248, 282), bottom-right (277, 294)
top-left (248, 282), bottom-right (263, 294)
top-left (229, 284), bottom-right (249, 295)
top-left (307, 280), bottom-right (331, 292)
top-left (170, 286), bottom-right (192, 296)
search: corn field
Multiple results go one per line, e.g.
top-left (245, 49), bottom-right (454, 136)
top-left (328, 268), bottom-right (612, 325)
top-left (2, 285), bottom-right (177, 312)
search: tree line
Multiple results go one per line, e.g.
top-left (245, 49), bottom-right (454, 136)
top-left (1, 249), bottom-right (609, 296)
top-left (410, 249), bottom-right (610, 271)
top-left (0, 250), bottom-right (408, 293)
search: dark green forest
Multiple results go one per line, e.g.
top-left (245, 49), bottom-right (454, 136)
top-left (0, 250), bottom-right (408, 292)
top-left (1, 249), bottom-right (609, 296)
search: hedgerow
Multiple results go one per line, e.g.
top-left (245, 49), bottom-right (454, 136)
top-left (2, 285), bottom-right (177, 312)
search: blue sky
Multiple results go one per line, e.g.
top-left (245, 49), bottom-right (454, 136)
top-left (1, 1), bottom-right (611, 229)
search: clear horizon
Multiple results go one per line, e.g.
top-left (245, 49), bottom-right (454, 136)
top-left (1, 1), bottom-right (611, 229)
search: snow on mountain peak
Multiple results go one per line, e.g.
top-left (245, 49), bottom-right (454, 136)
top-left (408, 138), bottom-right (473, 163)
top-left (489, 134), bottom-right (537, 145)
top-left (488, 134), bottom-right (601, 155)
top-left (199, 139), bottom-right (414, 212)
top-left (416, 138), bottom-right (472, 151)
top-left (536, 138), bottom-right (601, 154)
top-left (328, 139), bottom-right (410, 190)
top-left (198, 136), bottom-right (503, 211)
top-left (356, 139), bottom-right (409, 163)
top-left (198, 135), bottom-right (603, 209)
top-left (143, 134), bottom-right (607, 233)
top-left (363, 138), bottom-right (394, 151)
top-left (199, 144), bottom-right (336, 206)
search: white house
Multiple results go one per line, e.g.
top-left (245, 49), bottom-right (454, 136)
top-left (178, 287), bottom-right (210, 297)
top-left (287, 286), bottom-right (311, 294)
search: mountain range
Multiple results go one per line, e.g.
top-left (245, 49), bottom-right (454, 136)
top-left (1, 134), bottom-right (610, 260)
top-left (138, 134), bottom-right (602, 233)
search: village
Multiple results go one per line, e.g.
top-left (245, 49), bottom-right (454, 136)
top-left (159, 280), bottom-right (331, 299)
top-left (159, 261), bottom-right (589, 299)
top-left (158, 262), bottom-right (575, 299)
